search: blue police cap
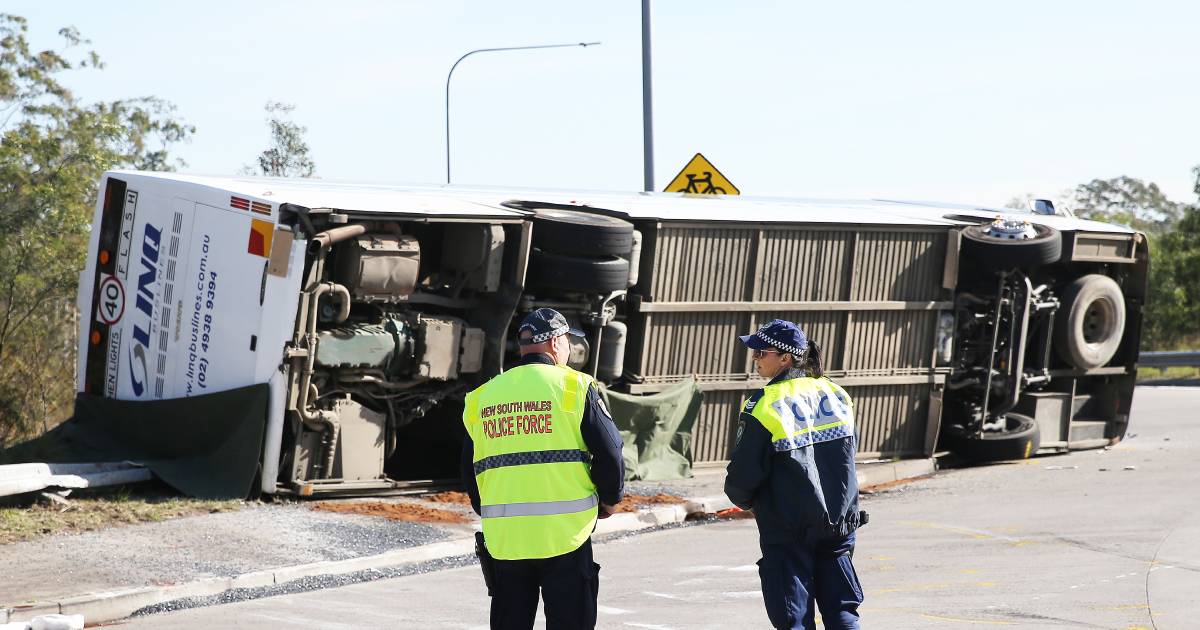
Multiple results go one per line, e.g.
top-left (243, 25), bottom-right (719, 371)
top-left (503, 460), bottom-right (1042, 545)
top-left (518, 307), bottom-right (585, 345)
top-left (738, 319), bottom-right (808, 356)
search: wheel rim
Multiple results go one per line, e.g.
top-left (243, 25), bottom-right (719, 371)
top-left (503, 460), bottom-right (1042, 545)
top-left (1082, 297), bottom-right (1116, 346)
top-left (983, 218), bottom-right (1040, 240)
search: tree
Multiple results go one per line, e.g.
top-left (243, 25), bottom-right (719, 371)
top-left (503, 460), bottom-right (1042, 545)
top-left (244, 101), bottom-right (315, 177)
top-left (1149, 204), bottom-right (1200, 347)
top-left (1069, 176), bottom-right (1184, 237)
top-left (0, 14), bottom-right (193, 447)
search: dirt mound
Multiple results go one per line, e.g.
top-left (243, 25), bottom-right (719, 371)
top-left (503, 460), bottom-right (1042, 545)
top-left (424, 491), bottom-right (472, 506)
top-left (613, 493), bottom-right (686, 513)
top-left (312, 501), bottom-right (470, 524)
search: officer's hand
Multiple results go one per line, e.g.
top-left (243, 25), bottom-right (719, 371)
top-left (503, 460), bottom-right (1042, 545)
top-left (598, 503), bottom-right (616, 519)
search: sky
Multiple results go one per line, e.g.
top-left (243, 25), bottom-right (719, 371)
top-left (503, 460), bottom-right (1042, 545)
top-left (8, 1), bottom-right (1200, 208)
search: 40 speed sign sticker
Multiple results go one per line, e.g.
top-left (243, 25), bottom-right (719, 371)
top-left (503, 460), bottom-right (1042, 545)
top-left (96, 274), bottom-right (126, 325)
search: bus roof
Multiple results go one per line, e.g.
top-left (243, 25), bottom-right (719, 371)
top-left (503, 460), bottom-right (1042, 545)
top-left (107, 171), bottom-right (1134, 234)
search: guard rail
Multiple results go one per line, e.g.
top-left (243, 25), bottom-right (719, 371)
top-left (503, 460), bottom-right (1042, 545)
top-left (1139, 350), bottom-right (1200, 368)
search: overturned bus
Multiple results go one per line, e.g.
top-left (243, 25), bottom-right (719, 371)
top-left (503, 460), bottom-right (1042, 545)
top-left (76, 171), bottom-right (1148, 496)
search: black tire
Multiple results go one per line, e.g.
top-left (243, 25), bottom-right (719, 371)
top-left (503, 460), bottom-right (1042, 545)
top-left (531, 208), bottom-right (635, 258)
top-left (960, 223), bottom-right (1062, 270)
top-left (1055, 274), bottom-right (1126, 369)
top-left (942, 413), bottom-right (1040, 462)
top-left (526, 249), bottom-right (630, 293)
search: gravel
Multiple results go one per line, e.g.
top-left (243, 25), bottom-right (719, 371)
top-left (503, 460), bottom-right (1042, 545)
top-left (0, 503), bottom-right (451, 604)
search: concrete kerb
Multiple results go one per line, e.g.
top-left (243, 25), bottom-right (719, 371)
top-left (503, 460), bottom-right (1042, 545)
top-left (858, 457), bottom-right (937, 488)
top-left (1, 459), bottom-right (935, 625)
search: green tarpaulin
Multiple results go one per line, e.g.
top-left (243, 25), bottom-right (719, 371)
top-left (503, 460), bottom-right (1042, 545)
top-left (0, 384), bottom-right (269, 499)
top-left (600, 378), bottom-right (703, 481)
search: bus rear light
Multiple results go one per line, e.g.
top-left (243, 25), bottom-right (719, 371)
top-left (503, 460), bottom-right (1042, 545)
top-left (90, 330), bottom-right (101, 345)
top-left (99, 250), bottom-right (110, 265)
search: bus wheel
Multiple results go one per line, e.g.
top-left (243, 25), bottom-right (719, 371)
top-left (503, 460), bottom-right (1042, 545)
top-left (531, 208), bottom-right (635, 258)
top-left (526, 249), bottom-right (630, 293)
top-left (1055, 274), bottom-right (1126, 369)
top-left (960, 222), bottom-right (1061, 271)
top-left (943, 413), bottom-right (1040, 462)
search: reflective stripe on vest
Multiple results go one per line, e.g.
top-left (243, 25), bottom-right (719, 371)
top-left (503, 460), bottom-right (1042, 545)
top-left (480, 493), bottom-right (598, 518)
top-left (462, 363), bottom-right (598, 560)
top-left (748, 377), bottom-right (856, 452)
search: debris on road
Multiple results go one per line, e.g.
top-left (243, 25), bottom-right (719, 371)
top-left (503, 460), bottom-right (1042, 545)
top-left (311, 501), bottom-right (470, 524)
top-left (1123, 465), bottom-right (1137, 471)
top-left (713, 507), bottom-right (754, 520)
top-left (613, 493), bottom-right (687, 513)
top-left (0, 463), bottom-right (152, 499)
top-left (424, 491), bottom-right (471, 505)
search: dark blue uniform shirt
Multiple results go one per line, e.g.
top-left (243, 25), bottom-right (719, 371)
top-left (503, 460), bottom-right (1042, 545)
top-left (461, 353), bottom-right (625, 515)
top-left (724, 368), bottom-right (861, 544)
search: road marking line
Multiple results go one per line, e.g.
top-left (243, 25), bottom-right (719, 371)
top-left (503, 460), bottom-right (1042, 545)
top-left (898, 520), bottom-right (1030, 545)
top-left (728, 565), bottom-right (758, 572)
top-left (599, 605), bottom-right (634, 615)
top-left (676, 565), bottom-right (727, 573)
top-left (876, 582), bottom-right (952, 594)
top-left (722, 590), bottom-right (763, 599)
top-left (643, 591), bottom-right (684, 600)
top-left (921, 614), bottom-right (1017, 625)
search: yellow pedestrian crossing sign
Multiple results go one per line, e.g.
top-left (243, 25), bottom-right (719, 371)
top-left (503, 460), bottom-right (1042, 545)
top-left (664, 153), bottom-right (739, 195)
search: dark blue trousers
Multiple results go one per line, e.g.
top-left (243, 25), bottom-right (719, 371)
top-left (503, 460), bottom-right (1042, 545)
top-left (758, 531), bottom-right (862, 630)
top-left (489, 539), bottom-right (599, 630)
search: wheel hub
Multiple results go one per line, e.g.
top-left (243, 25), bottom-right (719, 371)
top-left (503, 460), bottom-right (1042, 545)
top-left (984, 217), bottom-right (1039, 240)
top-left (1083, 298), bottom-right (1115, 345)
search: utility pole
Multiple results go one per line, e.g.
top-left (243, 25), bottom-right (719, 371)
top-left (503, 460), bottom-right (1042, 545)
top-left (641, 0), bottom-right (655, 192)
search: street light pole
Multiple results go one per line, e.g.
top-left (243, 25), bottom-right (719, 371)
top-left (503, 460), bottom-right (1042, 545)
top-left (445, 42), bottom-right (600, 184)
top-left (641, 0), bottom-right (655, 192)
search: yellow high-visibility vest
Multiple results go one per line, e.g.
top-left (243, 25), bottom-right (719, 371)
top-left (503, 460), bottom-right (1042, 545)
top-left (748, 377), bottom-right (856, 452)
top-left (463, 362), bottom-right (598, 560)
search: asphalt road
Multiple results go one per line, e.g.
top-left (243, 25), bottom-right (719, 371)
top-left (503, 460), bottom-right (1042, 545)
top-left (113, 387), bottom-right (1199, 629)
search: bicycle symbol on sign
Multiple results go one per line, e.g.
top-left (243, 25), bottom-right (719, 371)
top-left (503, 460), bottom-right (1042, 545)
top-left (682, 171), bottom-right (726, 194)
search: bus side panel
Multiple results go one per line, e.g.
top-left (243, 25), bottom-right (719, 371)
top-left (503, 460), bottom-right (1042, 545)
top-left (160, 201), bottom-right (272, 398)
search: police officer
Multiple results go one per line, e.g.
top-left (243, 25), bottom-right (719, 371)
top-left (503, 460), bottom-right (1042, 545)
top-left (724, 319), bottom-right (866, 630)
top-left (461, 307), bottom-right (625, 630)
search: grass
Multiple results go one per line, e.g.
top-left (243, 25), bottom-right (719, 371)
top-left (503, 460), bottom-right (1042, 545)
top-left (1137, 365), bottom-right (1200, 382)
top-left (0, 483), bottom-right (244, 545)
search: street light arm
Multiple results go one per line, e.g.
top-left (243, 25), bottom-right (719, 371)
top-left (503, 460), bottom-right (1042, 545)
top-left (445, 42), bottom-right (601, 184)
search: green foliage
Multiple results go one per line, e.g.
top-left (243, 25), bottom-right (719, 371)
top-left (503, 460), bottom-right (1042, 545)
top-left (1148, 204), bottom-right (1200, 348)
top-left (0, 14), bottom-right (193, 447)
top-left (245, 101), bottom-right (315, 177)
top-left (1070, 176), bottom-right (1184, 237)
